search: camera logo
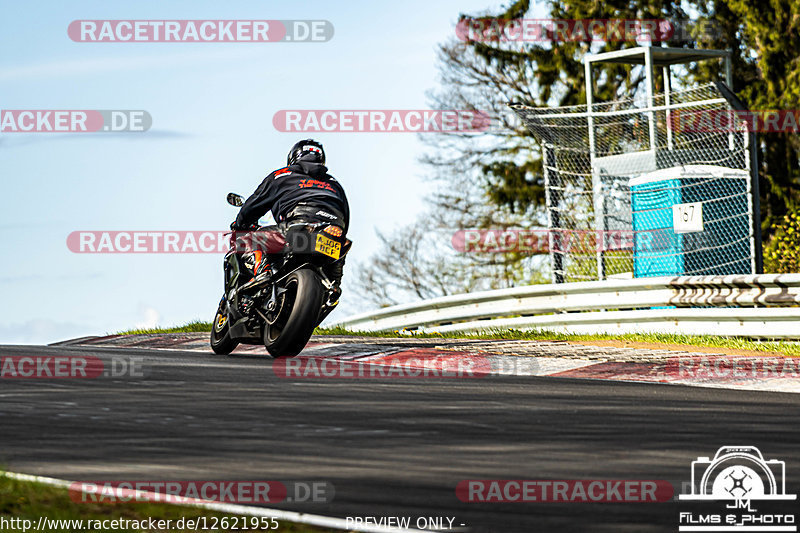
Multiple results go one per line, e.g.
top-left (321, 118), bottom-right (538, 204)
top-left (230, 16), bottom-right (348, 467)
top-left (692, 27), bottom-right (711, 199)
top-left (680, 446), bottom-right (796, 502)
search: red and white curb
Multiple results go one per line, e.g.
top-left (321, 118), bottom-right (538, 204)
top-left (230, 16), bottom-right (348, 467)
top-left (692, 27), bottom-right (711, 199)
top-left (54, 333), bottom-right (800, 393)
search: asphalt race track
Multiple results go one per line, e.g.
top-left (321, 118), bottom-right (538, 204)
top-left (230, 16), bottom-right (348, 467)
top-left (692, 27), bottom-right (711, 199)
top-left (1, 342), bottom-right (799, 533)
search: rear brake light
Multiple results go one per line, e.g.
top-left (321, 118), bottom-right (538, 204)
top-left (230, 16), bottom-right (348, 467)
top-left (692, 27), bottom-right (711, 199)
top-left (323, 226), bottom-right (343, 237)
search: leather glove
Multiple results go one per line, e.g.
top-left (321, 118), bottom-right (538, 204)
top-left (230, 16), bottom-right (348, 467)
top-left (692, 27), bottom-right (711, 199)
top-left (230, 221), bottom-right (255, 231)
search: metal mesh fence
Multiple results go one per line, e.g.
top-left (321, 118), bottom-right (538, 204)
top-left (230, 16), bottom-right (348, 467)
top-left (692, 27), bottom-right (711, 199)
top-left (511, 83), bottom-right (757, 283)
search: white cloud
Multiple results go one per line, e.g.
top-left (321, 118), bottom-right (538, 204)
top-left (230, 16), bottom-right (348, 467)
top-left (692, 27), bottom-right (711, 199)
top-left (134, 305), bottom-right (161, 329)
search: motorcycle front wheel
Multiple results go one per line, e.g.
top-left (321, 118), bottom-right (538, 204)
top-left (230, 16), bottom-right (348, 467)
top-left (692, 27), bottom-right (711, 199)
top-left (263, 269), bottom-right (323, 357)
top-left (210, 297), bottom-right (239, 355)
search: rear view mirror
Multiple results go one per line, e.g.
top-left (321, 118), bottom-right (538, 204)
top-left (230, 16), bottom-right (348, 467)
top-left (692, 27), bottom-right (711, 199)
top-left (227, 193), bottom-right (244, 207)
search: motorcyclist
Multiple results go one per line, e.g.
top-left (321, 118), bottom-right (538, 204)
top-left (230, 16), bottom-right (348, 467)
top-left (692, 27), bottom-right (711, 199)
top-left (231, 139), bottom-right (349, 298)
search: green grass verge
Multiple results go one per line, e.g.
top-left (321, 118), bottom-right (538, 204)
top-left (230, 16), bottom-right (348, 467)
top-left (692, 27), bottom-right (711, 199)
top-left (315, 326), bottom-right (800, 357)
top-left (0, 474), bottom-right (338, 532)
top-left (112, 322), bottom-right (800, 358)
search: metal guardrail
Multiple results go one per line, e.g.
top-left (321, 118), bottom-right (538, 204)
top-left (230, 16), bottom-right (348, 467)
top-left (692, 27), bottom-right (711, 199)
top-left (336, 274), bottom-right (800, 338)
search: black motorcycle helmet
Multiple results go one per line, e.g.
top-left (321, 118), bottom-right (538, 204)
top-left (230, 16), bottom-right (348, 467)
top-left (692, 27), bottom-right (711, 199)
top-left (287, 139), bottom-right (325, 166)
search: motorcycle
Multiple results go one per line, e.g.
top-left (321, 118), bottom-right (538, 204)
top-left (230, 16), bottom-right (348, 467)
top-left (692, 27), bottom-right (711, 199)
top-left (211, 192), bottom-right (351, 357)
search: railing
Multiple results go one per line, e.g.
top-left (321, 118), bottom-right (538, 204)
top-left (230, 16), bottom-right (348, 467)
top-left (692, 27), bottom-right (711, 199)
top-left (335, 274), bottom-right (800, 338)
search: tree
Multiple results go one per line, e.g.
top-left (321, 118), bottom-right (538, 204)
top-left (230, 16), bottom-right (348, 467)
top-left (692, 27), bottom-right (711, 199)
top-left (357, 0), bottom-right (685, 306)
top-left (763, 212), bottom-right (800, 273)
top-left (692, 0), bottom-right (800, 229)
top-left (441, 0), bottom-right (800, 233)
top-left (356, 0), bottom-right (800, 306)
top-left (353, 219), bottom-right (548, 307)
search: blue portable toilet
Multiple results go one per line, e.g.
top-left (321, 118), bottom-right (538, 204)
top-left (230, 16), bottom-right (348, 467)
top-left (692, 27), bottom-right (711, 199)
top-left (630, 165), bottom-right (752, 278)
top-left (630, 170), bottom-right (684, 277)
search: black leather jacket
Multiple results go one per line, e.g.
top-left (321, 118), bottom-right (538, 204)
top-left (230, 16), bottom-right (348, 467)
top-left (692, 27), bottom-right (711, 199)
top-left (234, 157), bottom-right (350, 232)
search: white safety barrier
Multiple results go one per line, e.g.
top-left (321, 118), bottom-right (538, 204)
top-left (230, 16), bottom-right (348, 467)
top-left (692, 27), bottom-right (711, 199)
top-left (336, 274), bottom-right (800, 338)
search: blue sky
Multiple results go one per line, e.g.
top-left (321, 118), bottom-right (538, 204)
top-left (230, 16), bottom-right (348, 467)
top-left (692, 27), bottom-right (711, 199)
top-left (0, 0), bottom-right (505, 344)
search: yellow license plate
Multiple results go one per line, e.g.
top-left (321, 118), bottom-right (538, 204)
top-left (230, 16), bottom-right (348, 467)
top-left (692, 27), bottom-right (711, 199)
top-left (315, 234), bottom-right (341, 259)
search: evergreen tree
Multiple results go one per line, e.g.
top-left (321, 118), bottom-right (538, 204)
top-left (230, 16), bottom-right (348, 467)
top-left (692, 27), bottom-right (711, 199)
top-left (356, 0), bottom-right (800, 305)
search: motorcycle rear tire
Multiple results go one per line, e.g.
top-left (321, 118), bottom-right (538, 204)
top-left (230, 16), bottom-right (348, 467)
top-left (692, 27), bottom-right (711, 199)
top-left (264, 269), bottom-right (323, 357)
